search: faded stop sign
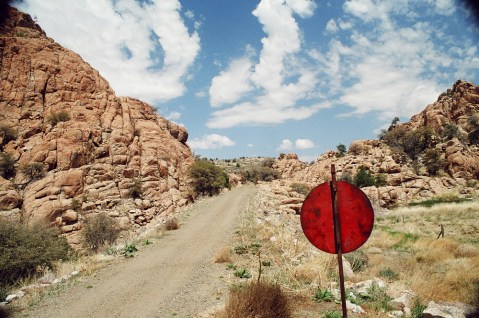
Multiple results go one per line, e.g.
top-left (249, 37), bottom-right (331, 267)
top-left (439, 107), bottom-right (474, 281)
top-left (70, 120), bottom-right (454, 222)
top-left (300, 181), bottom-right (374, 254)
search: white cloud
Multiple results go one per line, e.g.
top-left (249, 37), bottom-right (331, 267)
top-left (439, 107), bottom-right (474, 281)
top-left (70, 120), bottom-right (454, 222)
top-left (16, 0), bottom-right (200, 104)
top-left (295, 139), bottom-right (315, 149)
top-left (188, 134), bottom-right (235, 150)
top-left (247, 143), bottom-right (254, 147)
top-left (325, 19), bottom-right (338, 33)
top-left (278, 139), bottom-right (294, 151)
top-left (277, 138), bottom-right (315, 151)
top-left (165, 111), bottom-right (181, 121)
top-left (209, 58), bottom-right (253, 107)
top-left (207, 0), bottom-right (319, 128)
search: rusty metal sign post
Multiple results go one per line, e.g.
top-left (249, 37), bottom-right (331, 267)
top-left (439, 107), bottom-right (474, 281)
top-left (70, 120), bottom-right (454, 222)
top-left (330, 164), bottom-right (348, 316)
top-left (300, 164), bottom-right (374, 317)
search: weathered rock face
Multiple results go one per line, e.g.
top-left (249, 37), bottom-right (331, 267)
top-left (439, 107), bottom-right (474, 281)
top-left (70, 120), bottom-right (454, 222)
top-left (0, 7), bottom-right (194, 247)
top-left (274, 82), bottom-right (479, 208)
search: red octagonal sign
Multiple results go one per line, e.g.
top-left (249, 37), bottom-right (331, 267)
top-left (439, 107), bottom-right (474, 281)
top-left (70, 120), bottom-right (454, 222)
top-left (300, 181), bottom-right (374, 254)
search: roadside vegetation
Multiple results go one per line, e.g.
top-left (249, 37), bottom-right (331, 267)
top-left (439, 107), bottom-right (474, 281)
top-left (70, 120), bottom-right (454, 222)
top-left (217, 184), bottom-right (479, 317)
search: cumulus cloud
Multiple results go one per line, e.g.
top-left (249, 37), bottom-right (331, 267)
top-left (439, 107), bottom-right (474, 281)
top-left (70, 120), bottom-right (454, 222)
top-left (207, 0), bottom-right (319, 128)
top-left (209, 57), bottom-right (253, 107)
top-left (188, 134), bottom-right (235, 150)
top-left (278, 138), bottom-right (315, 151)
top-left (15, 0), bottom-right (200, 104)
top-left (165, 111), bottom-right (181, 121)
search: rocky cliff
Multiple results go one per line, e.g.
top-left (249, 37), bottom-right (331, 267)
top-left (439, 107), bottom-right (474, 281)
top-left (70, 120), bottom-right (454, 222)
top-left (274, 80), bottom-right (479, 209)
top-left (0, 7), bottom-right (194, 247)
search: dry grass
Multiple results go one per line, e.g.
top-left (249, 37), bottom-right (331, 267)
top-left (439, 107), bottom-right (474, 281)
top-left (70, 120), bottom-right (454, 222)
top-left (214, 246), bottom-right (232, 263)
top-left (222, 183), bottom-right (479, 317)
top-left (219, 281), bottom-right (291, 318)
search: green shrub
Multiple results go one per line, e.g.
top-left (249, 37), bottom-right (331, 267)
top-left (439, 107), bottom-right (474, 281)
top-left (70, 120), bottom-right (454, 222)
top-left (129, 178), bottom-right (143, 198)
top-left (322, 311), bottom-right (341, 318)
top-left (121, 243), bottom-right (138, 258)
top-left (47, 110), bottom-right (71, 127)
top-left (21, 162), bottom-right (45, 181)
top-left (223, 281), bottom-right (291, 318)
top-left (423, 148), bottom-right (444, 175)
top-left (313, 288), bottom-right (334, 302)
top-left (374, 173), bottom-right (388, 187)
top-left (441, 124), bottom-right (460, 141)
top-left (0, 152), bottom-right (16, 179)
top-left (336, 143), bottom-right (346, 157)
top-left (234, 268), bottom-right (252, 279)
top-left (402, 127), bottom-right (436, 160)
top-left (241, 166), bottom-right (280, 183)
top-left (360, 282), bottom-right (392, 312)
top-left (410, 299), bottom-right (427, 318)
top-left (82, 213), bottom-right (119, 252)
top-left (339, 172), bottom-right (353, 183)
top-left (290, 183), bottom-right (310, 196)
top-left (379, 268), bottom-right (399, 281)
top-left (353, 166), bottom-right (376, 188)
top-left (189, 160), bottom-right (229, 196)
top-left (0, 220), bottom-right (70, 288)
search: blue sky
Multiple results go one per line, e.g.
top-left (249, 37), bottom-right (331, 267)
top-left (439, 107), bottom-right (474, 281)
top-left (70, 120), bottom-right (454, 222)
top-left (14, 0), bottom-right (479, 161)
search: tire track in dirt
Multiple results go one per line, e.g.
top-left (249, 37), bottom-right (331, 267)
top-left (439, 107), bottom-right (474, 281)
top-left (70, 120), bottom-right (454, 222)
top-left (24, 185), bottom-right (255, 318)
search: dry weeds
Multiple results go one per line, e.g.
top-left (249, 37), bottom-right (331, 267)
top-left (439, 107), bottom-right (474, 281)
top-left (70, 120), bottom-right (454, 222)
top-left (222, 183), bottom-right (479, 317)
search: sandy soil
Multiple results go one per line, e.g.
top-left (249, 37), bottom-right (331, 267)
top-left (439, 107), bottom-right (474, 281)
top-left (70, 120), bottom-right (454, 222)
top-left (23, 185), bottom-right (255, 318)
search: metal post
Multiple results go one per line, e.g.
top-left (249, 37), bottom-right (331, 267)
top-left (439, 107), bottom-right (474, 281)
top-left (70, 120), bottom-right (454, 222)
top-left (330, 164), bottom-right (348, 317)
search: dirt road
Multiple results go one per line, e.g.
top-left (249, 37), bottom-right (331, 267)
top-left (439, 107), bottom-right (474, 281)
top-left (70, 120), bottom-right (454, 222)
top-left (24, 185), bottom-right (255, 318)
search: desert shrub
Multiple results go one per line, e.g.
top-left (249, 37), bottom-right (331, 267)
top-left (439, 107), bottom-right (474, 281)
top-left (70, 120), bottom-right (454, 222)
top-left (70, 198), bottom-right (82, 211)
top-left (402, 127), bottom-right (436, 160)
top-left (374, 173), bottom-right (388, 187)
top-left (379, 268), bottom-right (399, 281)
top-left (82, 213), bottom-right (119, 252)
top-left (381, 126), bottom-right (436, 160)
top-left (469, 114), bottom-right (479, 129)
top-left (423, 148), bottom-right (444, 175)
top-left (0, 219), bottom-right (70, 288)
top-left (290, 183), bottom-right (310, 196)
top-left (348, 142), bottom-right (363, 155)
top-left (262, 158), bottom-right (275, 168)
top-left (345, 250), bottom-right (368, 272)
top-left (129, 178), bottom-right (143, 198)
top-left (21, 162), bottom-right (45, 181)
top-left (165, 218), bottom-right (179, 231)
top-left (223, 281), bottom-right (291, 318)
top-left (189, 160), bottom-right (229, 196)
top-left (47, 110), bottom-right (71, 127)
top-left (241, 166), bottom-right (280, 183)
top-left (0, 152), bottom-right (16, 179)
top-left (441, 124), bottom-right (460, 141)
top-left (0, 125), bottom-right (17, 146)
top-left (469, 129), bottom-right (479, 145)
top-left (339, 172), bottom-right (353, 183)
top-left (336, 143), bottom-right (346, 157)
top-left (353, 166), bottom-right (376, 188)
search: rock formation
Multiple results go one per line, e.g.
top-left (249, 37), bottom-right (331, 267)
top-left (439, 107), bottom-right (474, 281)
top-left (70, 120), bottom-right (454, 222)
top-left (0, 7), bottom-right (194, 247)
top-left (274, 81), bottom-right (479, 208)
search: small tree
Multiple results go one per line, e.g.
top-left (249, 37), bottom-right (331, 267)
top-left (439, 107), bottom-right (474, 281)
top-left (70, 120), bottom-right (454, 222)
top-left (47, 110), bottom-right (71, 127)
top-left (189, 160), bottom-right (229, 196)
top-left (336, 143), bottom-right (347, 157)
top-left (21, 162), bottom-right (45, 181)
top-left (391, 117), bottom-right (400, 126)
top-left (0, 152), bottom-right (16, 179)
top-left (423, 149), bottom-right (444, 176)
top-left (353, 166), bottom-right (376, 188)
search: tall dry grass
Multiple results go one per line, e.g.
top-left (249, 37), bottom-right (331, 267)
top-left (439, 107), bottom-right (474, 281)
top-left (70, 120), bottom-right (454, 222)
top-left (223, 184), bottom-right (479, 317)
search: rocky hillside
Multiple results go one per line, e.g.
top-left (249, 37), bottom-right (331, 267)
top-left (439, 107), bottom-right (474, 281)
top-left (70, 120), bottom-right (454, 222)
top-left (274, 80), bottom-right (479, 209)
top-left (0, 7), bottom-right (194, 247)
